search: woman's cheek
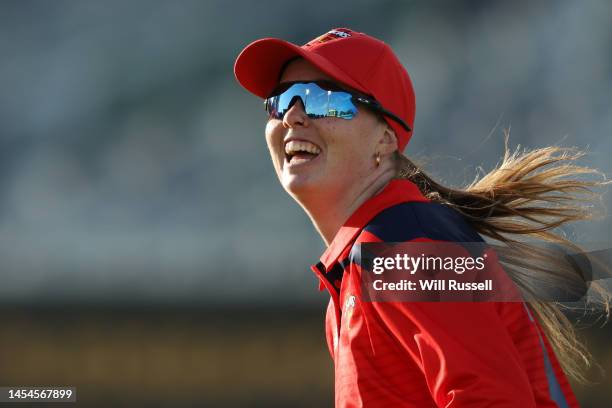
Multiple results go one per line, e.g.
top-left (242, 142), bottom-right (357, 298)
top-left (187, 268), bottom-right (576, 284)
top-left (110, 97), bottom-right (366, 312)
top-left (264, 121), bottom-right (279, 145)
top-left (264, 122), bottom-right (284, 170)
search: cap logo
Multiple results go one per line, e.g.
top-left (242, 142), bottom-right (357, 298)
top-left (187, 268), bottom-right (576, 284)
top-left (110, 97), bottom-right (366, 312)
top-left (305, 28), bottom-right (352, 46)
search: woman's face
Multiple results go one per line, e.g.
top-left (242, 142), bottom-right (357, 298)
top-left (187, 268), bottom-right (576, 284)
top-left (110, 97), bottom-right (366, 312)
top-left (264, 58), bottom-right (391, 204)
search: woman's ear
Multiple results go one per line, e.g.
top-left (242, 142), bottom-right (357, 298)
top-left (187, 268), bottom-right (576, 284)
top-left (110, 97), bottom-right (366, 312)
top-left (379, 122), bottom-right (398, 155)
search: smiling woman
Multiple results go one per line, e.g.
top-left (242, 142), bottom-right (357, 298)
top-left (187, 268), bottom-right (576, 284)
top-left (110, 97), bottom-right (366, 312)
top-left (234, 28), bottom-right (610, 408)
top-left (263, 58), bottom-right (398, 239)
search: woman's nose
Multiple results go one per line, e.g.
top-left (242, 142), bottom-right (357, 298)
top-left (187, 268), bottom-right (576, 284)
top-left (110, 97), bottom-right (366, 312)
top-left (283, 98), bottom-right (309, 128)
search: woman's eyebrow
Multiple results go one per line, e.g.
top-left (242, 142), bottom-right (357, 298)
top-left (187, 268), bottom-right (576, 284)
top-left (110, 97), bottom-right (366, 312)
top-left (275, 80), bottom-right (349, 92)
top-left (277, 78), bottom-right (333, 84)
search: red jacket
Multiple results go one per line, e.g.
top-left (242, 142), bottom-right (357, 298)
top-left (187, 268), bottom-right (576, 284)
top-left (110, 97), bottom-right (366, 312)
top-left (310, 179), bottom-right (580, 407)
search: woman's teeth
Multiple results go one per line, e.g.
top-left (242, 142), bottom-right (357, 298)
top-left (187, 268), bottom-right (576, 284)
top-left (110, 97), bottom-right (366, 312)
top-left (285, 140), bottom-right (321, 155)
top-left (284, 140), bottom-right (321, 164)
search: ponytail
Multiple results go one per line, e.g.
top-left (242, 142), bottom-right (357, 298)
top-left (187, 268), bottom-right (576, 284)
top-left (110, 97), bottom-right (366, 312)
top-left (394, 130), bottom-right (612, 384)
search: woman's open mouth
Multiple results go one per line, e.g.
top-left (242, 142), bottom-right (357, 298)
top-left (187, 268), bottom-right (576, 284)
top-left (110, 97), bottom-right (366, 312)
top-left (284, 140), bottom-right (321, 166)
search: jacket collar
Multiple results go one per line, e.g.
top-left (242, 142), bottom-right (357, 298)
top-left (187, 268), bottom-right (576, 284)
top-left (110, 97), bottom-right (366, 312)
top-left (315, 178), bottom-right (429, 273)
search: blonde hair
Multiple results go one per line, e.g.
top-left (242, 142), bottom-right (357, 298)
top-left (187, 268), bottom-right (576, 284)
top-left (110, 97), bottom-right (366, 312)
top-left (394, 130), bottom-right (611, 384)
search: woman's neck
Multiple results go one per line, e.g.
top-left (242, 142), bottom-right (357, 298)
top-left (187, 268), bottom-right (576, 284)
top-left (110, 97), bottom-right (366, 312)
top-left (301, 169), bottom-right (396, 246)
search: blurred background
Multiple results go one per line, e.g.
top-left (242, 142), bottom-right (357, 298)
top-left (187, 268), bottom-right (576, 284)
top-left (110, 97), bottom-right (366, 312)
top-left (0, 0), bottom-right (611, 406)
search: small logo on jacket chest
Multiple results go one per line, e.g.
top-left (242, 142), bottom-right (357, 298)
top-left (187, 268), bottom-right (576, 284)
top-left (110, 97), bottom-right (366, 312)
top-left (343, 295), bottom-right (357, 329)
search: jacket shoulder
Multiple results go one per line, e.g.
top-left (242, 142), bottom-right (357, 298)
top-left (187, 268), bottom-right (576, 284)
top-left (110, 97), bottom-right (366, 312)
top-left (362, 201), bottom-right (484, 243)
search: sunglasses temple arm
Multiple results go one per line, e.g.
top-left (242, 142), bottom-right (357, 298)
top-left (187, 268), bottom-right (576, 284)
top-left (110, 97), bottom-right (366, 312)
top-left (376, 106), bottom-right (412, 132)
top-left (355, 97), bottom-right (411, 132)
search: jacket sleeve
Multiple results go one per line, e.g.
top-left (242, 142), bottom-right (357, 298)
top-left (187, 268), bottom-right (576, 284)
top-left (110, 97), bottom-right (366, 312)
top-left (368, 300), bottom-right (537, 407)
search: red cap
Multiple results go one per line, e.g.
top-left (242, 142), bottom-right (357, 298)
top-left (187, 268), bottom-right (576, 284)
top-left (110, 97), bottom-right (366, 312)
top-left (234, 28), bottom-right (416, 151)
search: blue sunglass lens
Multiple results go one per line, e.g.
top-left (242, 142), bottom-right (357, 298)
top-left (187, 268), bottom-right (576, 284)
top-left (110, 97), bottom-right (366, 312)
top-left (267, 83), bottom-right (358, 120)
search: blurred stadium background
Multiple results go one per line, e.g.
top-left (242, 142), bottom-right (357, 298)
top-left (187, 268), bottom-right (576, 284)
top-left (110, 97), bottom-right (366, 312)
top-left (0, 0), bottom-right (610, 406)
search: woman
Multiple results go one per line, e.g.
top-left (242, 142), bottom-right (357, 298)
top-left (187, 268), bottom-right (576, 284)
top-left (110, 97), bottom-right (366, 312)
top-left (234, 28), bottom-right (610, 407)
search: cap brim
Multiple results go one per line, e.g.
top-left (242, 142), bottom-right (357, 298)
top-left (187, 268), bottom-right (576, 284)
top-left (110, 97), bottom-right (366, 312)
top-left (234, 38), bottom-right (368, 99)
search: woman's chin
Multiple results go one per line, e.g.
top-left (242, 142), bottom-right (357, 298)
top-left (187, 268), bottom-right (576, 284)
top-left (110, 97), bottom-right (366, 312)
top-left (281, 172), bottom-right (322, 198)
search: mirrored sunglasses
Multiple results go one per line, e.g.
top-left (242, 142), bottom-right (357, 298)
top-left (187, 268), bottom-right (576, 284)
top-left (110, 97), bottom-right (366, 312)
top-left (264, 81), bottom-right (411, 132)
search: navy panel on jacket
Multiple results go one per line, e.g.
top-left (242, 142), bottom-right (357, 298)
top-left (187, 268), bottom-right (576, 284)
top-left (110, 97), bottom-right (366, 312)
top-left (340, 202), bottom-right (488, 287)
top-left (364, 201), bottom-right (484, 243)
